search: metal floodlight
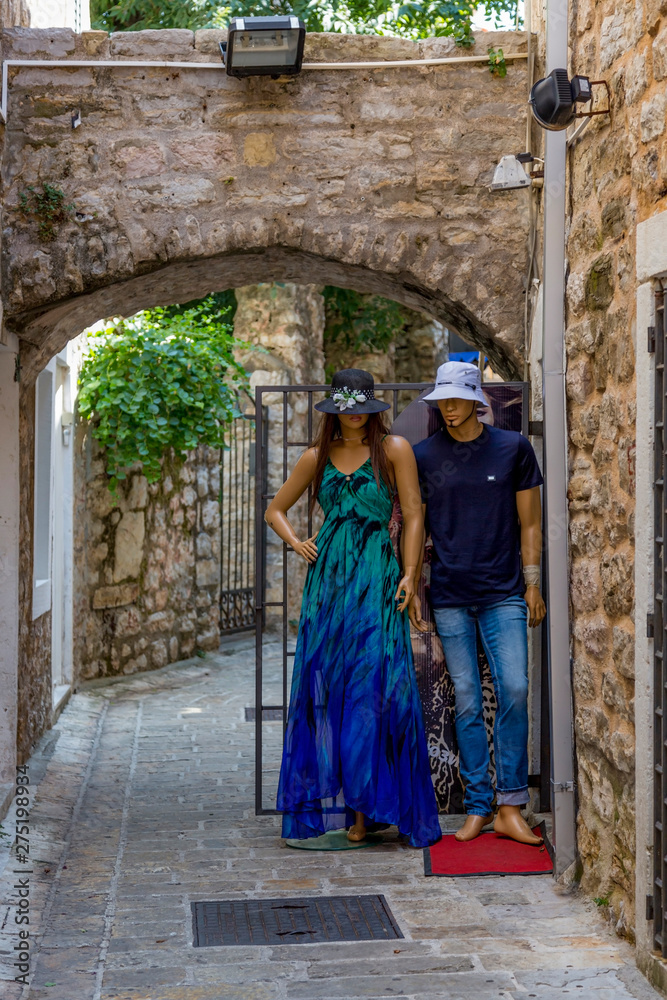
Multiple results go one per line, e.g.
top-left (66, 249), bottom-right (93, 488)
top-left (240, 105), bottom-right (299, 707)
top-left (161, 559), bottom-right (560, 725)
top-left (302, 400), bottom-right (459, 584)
top-left (220, 15), bottom-right (306, 79)
top-left (491, 154), bottom-right (531, 191)
top-left (529, 69), bottom-right (592, 131)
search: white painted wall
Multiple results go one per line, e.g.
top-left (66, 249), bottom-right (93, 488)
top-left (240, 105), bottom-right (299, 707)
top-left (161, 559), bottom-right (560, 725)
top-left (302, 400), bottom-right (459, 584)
top-left (0, 334), bottom-right (20, 816)
top-left (27, 0), bottom-right (90, 31)
top-left (635, 210), bottom-right (667, 967)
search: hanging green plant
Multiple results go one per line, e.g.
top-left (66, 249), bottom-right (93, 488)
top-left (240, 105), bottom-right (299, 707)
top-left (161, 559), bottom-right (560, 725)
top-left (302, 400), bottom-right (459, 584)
top-left (19, 183), bottom-right (74, 242)
top-left (77, 297), bottom-right (249, 493)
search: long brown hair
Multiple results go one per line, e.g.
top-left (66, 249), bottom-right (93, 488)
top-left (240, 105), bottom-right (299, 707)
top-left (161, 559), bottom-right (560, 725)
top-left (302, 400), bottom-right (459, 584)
top-left (309, 411), bottom-right (393, 514)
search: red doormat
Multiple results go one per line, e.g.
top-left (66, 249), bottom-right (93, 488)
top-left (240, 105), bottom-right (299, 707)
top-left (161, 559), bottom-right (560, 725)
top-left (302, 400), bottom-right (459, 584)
top-left (424, 822), bottom-right (553, 877)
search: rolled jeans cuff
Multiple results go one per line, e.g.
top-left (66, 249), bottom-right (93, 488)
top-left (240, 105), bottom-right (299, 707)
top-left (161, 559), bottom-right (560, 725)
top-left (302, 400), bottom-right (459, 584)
top-left (496, 788), bottom-right (529, 807)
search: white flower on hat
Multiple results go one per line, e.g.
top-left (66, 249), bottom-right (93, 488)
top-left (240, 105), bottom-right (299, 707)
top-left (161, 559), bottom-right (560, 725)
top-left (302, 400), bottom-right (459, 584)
top-left (331, 386), bottom-right (365, 411)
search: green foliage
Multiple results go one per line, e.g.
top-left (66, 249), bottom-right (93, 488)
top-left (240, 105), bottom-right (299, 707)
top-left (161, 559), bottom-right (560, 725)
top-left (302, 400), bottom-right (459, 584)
top-left (487, 45), bottom-right (506, 77)
top-left (77, 297), bottom-right (248, 492)
top-left (92, 0), bottom-right (521, 40)
top-left (19, 184), bottom-right (74, 242)
top-left (323, 286), bottom-right (405, 355)
top-left (223, 0), bottom-right (471, 41)
top-left (91, 0), bottom-right (227, 31)
top-left (593, 894), bottom-right (611, 907)
top-left (161, 289), bottom-right (238, 327)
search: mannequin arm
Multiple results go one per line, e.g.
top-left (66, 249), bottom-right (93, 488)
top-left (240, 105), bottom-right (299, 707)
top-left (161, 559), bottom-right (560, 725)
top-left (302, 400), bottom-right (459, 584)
top-left (516, 486), bottom-right (546, 627)
top-left (407, 504), bottom-right (429, 633)
top-left (264, 448), bottom-right (319, 563)
top-left (385, 435), bottom-right (425, 611)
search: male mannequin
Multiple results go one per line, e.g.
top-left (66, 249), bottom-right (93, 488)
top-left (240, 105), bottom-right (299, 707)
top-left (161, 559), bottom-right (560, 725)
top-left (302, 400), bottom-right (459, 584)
top-left (410, 362), bottom-right (546, 845)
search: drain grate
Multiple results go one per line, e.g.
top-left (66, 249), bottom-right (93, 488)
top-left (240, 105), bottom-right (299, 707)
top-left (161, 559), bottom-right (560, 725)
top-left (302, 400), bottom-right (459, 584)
top-left (191, 895), bottom-right (403, 947)
top-left (244, 707), bottom-right (284, 722)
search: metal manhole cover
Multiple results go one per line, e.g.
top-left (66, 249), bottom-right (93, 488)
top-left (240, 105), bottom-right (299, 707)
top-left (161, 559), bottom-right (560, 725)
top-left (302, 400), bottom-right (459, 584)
top-left (244, 707), bottom-right (284, 721)
top-left (191, 895), bottom-right (403, 947)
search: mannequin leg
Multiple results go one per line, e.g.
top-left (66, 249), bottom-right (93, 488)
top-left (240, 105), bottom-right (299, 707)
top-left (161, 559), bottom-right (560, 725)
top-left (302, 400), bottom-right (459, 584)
top-left (347, 811), bottom-right (367, 842)
top-left (432, 606), bottom-right (495, 839)
top-left (477, 598), bottom-right (541, 845)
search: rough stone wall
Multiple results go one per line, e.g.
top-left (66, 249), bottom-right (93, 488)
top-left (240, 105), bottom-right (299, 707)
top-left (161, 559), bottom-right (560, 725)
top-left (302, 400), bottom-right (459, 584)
top-left (4, 1), bottom-right (40, 764)
top-left (566, 0), bottom-right (667, 938)
top-left (393, 315), bottom-right (448, 386)
top-left (73, 431), bottom-right (222, 680)
top-left (0, 0), bottom-right (30, 29)
top-left (234, 283), bottom-right (326, 634)
top-left (0, 28), bottom-right (531, 384)
top-left (17, 382), bottom-right (52, 760)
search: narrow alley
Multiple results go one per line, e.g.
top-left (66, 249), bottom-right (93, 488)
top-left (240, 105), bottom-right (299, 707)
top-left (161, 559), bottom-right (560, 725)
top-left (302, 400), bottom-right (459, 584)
top-left (0, 637), bottom-right (660, 1000)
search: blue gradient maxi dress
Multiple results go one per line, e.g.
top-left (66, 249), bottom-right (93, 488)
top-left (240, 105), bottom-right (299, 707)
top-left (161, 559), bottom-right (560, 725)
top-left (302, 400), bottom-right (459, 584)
top-left (277, 456), bottom-right (441, 848)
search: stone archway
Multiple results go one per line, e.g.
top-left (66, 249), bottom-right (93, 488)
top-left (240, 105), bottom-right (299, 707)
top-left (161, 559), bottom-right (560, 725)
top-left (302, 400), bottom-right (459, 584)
top-left (1, 26), bottom-right (533, 381)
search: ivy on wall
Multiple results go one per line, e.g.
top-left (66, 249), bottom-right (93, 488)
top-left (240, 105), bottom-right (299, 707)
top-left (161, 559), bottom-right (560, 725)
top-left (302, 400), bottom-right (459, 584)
top-left (19, 184), bottom-right (74, 242)
top-left (77, 297), bottom-right (248, 492)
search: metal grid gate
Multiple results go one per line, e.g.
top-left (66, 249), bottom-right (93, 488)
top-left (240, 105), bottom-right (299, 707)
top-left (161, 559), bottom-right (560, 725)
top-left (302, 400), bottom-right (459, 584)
top-left (653, 282), bottom-right (667, 953)
top-left (219, 395), bottom-right (267, 635)
top-left (253, 381), bottom-right (546, 816)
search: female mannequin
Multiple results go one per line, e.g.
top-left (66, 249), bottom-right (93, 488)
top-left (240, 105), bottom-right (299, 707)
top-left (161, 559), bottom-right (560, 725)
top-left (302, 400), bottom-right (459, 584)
top-left (265, 369), bottom-right (440, 848)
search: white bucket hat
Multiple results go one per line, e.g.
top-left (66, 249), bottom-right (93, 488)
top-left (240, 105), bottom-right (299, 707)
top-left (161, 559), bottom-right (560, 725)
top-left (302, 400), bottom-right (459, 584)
top-left (422, 361), bottom-right (488, 409)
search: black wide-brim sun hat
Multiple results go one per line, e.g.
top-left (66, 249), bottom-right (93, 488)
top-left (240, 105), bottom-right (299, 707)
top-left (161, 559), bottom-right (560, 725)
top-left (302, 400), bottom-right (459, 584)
top-left (314, 368), bottom-right (391, 415)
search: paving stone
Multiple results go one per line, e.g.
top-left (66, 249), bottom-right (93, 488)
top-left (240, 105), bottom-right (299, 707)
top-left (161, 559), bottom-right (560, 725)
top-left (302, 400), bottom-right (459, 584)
top-left (285, 970), bottom-right (518, 996)
top-left (28, 978), bottom-right (99, 1000)
top-left (282, 941), bottom-right (435, 961)
top-left (102, 966), bottom-right (189, 987)
top-left (304, 954), bottom-right (475, 977)
top-left (106, 934), bottom-right (187, 953)
top-left (100, 987), bottom-right (281, 1000)
top-left (188, 962), bottom-right (306, 984)
top-left (515, 967), bottom-right (642, 991)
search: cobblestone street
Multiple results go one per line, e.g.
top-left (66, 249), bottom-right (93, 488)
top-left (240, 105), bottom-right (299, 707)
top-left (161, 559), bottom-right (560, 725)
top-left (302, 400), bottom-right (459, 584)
top-left (0, 636), bottom-right (661, 1000)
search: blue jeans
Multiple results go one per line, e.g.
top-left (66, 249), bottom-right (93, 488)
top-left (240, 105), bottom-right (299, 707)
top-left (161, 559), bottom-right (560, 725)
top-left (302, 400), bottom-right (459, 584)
top-left (432, 596), bottom-right (529, 816)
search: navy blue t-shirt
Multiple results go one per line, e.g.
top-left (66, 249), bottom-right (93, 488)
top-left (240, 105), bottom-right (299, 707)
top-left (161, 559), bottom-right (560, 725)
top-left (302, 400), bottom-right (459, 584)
top-left (413, 424), bottom-right (543, 608)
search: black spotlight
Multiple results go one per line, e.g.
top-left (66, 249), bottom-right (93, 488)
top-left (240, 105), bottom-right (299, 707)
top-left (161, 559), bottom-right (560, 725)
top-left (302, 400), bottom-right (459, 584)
top-left (220, 15), bottom-right (306, 79)
top-left (529, 69), bottom-right (592, 131)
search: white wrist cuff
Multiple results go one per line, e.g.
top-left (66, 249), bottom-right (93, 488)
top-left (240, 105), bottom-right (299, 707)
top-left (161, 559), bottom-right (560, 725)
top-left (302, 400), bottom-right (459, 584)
top-left (523, 565), bottom-right (541, 589)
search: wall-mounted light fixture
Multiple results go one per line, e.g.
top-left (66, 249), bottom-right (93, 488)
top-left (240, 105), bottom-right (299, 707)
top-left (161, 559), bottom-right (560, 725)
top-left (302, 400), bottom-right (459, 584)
top-left (491, 154), bottom-right (532, 190)
top-left (529, 69), bottom-right (609, 131)
top-left (220, 16), bottom-right (306, 79)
